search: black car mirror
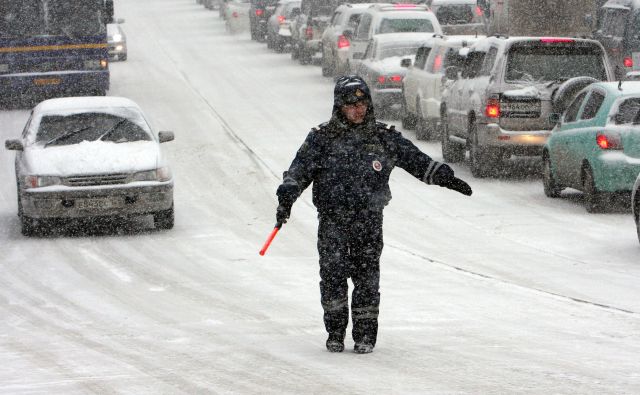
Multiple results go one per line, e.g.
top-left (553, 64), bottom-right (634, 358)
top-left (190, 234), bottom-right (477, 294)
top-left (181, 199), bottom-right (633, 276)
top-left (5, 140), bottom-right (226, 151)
top-left (445, 66), bottom-right (459, 80)
top-left (400, 58), bottom-right (412, 68)
top-left (5, 139), bottom-right (23, 151)
top-left (158, 131), bottom-right (175, 143)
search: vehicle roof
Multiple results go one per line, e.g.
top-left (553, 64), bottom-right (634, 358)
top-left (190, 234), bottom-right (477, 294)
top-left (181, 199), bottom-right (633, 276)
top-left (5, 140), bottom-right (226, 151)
top-left (337, 3), bottom-right (375, 10)
top-left (34, 97), bottom-right (143, 115)
top-left (431, 0), bottom-right (477, 5)
top-left (373, 32), bottom-right (436, 44)
top-left (470, 36), bottom-right (603, 52)
top-left (603, 0), bottom-right (640, 10)
top-left (591, 81), bottom-right (640, 96)
top-left (365, 3), bottom-right (431, 13)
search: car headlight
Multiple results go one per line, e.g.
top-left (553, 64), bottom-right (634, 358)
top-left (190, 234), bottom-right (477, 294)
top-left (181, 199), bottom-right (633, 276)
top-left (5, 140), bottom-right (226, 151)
top-left (112, 34), bottom-right (123, 42)
top-left (132, 167), bottom-right (172, 182)
top-left (24, 175), bottom-right (62, 189)
top-left (0, 64), bottom-right (8, 73)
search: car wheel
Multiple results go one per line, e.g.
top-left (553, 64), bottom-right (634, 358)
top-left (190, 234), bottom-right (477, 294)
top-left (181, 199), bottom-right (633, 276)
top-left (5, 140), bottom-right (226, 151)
top-left (469, 122), bottom-right (491, 178)
top-left (20, 213), bottom-right (37, 237)
top-left (154, 205), bottom-right (175, 230)
top-left (542, 153), bottom-right (563, 198)
top-left (291, 44), bottom-right (299, 60)
top-left (415, 108), bottom-right (430, 140)
top-left (400, 98), bottom-right (416, 130)
top-left (274, 37), bottom-right (285, 53)
top-left (441, 113), bottom-right (464, 163)
top-left (321, 53), bottom-right (333, 77)
top-left (299, 49), bottom-right (311, 65)
top-left (266, 32), bottom-right (274, 49)
top-left (582, 166), bottom-right (605, 213)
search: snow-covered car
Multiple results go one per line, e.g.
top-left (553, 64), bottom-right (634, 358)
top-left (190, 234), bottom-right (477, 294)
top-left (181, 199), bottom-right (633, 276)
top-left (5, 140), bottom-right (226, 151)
top-left (4, 96), bottom-right (175, 236)
top-left (107, 20), bottom-right (127, 61)
top-left (543, 81), bottom-right (640, 213)
top-left (355, 32), bottom-right (434, 117)
top-left (266, 0), bottom-right (301, 52)
top-left (633, 171), bottom-right (640, 243)
top-left (225, 0), bottom-right (251, 33)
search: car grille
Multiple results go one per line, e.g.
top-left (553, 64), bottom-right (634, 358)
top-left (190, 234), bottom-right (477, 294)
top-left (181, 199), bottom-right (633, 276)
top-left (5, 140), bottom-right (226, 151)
top-left (65, 173), bottom-right (129, 187)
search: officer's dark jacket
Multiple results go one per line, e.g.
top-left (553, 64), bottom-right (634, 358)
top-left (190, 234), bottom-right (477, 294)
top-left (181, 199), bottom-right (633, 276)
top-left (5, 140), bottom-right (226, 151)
top-left (281, 107), bottom-right (442, 213)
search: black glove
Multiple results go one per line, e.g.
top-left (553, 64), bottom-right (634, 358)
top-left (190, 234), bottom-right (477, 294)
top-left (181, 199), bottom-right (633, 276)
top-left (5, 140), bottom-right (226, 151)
top-left (276, 182), bottom-right (299, 205)
top-left (276, 202), bottom-right (292, 225)
top-left (431, 163), bottom-right (473, 196)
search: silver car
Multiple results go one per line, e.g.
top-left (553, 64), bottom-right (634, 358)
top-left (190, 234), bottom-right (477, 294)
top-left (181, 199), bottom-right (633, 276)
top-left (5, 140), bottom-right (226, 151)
top-left (5, 96), bottom-right (175, 236)
top-left (107, 20), bottom-right (127, 61)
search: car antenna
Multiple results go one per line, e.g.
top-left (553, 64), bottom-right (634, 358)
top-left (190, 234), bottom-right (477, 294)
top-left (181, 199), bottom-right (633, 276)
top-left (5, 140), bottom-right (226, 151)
top-left (618, 79), bottom-right (623, 91)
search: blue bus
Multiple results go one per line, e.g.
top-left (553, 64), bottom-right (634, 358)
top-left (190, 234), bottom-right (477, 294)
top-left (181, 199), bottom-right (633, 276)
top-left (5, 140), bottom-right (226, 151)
top-left (0, 0), bottom-right (114, 102)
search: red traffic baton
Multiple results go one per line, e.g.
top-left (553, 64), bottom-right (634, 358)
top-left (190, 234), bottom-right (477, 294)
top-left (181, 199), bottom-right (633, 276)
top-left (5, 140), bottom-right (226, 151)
top-left (259, 222), bottom-right (283, 256)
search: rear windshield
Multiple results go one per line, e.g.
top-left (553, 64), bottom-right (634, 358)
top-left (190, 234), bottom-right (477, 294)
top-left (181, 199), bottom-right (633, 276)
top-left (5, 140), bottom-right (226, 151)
top-left (435, 5), bottom-right (474, 25)
top-left (378, 43), bottom-right (420, 59)
top-left (505, 45), bottom-right (607, 83)
top-left (377, 18), bottom-right (435, 34)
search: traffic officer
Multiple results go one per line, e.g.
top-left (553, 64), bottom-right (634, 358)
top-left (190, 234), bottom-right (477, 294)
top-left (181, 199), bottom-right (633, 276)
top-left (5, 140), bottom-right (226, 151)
top-left (275, 75), bottom-right (472, 354)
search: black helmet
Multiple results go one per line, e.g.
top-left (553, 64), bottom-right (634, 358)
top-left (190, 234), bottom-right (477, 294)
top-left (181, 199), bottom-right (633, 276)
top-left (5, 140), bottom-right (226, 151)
top-left (333, 75), bottom-right (372, 107)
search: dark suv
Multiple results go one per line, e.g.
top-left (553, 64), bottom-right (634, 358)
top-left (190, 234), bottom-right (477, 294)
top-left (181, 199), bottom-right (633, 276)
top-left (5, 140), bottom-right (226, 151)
top-left (250, 0), bottom-right (278, 41)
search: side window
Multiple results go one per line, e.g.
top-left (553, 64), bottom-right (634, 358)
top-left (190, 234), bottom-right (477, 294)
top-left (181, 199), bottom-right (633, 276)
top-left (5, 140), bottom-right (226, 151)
top-left (613, 97), bottom-right (640, 124)
top-left (347, 13), bottom-right (361, 30)
top-left (413, 46), bottom-right (431, 70)
top-left (355, 13), bottom-right (372, 39)
top-left (461, 51), bottom-right (485, 79)
top-left (479, 47), bottom-right (498, 76)
top-left (331, 11), bottom-right (342, 26)
top-left (564, 92), bottom-right (588, 123)
top-left (580, 91), bottom-right (606, 120)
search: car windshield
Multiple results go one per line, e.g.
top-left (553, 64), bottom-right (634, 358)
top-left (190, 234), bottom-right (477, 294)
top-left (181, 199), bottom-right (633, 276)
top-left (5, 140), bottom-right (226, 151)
top-left (377, 43), bottom-right (420, 60)
top-left (0, 0), bottom-right (106, 38)
top-left (505, 45), bottom-right (607, 83)
top-left (36, 112), bottom-right (152, 147)
top-left (435, 4), bottom-right (474, 25)
top-left (377, 18), bottom-right (434, 34)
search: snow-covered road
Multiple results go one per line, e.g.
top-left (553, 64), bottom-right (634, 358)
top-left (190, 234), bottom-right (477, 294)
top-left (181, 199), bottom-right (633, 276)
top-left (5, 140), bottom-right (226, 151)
top-left (1, 0), bottom-right (639, 393)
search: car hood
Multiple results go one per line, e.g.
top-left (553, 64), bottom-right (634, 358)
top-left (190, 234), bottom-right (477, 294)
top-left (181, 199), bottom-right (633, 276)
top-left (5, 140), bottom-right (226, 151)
top-left (24, 140), bottom-right (162, 176)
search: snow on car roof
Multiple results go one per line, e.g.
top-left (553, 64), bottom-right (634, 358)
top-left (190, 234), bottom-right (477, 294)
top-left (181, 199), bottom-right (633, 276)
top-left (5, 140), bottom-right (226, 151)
top-left (373, 32), bottom-right (436, 44)
top-left (431, 0), bottom-right (476, 5)
top-left (595, 81), bottom-right (640, 95)
top-left (33, 96), bottom-right (143, 115)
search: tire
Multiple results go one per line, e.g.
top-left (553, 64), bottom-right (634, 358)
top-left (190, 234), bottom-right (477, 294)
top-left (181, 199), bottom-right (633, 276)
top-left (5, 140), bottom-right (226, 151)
top-left (321, 52), bottom-right (333, 77)
top-left (154, 205), bottom-right (175, 230)
top-left (415, 106), bottom-right (434, 140)
top-left (291, 44), bottom-right (299, 60)
top-left (400, 97), bottom-right (416, 130)
top-left (582, 166), bottom-right (605, 213)
top-left (20, 213), bottom-right (37, 237)
top-left (266, 33), bottom-right (274, 49)
top-left (469, 122), bottom-right (490, 178)
top-left (441, 114), bottom-right (464, 163)
top-left (542, 153), bottom-right (563, 198)
top-left (552, 76), bottom-right (599, 114)
top-left (299, 49), bottom-right (311, 65)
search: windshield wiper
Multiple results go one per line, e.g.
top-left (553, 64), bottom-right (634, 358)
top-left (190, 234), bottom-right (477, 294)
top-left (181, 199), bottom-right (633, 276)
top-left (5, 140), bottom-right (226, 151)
top-left (99, 119), bottom-right (128, 142)
top-left (44, 126), bottom-right (92, 147)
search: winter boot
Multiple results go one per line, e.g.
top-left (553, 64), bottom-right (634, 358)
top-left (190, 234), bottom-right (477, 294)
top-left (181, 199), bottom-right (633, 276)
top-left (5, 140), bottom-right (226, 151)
top-left (326, 333), bottom-right (345, 353)
top-left (353, 335), bottom-right (374, 354)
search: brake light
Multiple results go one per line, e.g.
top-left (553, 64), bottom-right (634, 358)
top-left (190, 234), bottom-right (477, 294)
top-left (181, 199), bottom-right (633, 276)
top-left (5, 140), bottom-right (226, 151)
top-left (389, 75), bottom-right (402, 82)
top-left (540, 38), bottom-right (575, 43)
top-left (377, 76), bottom-right (386, 84)
top-left (255, 9), bottom-right (264, 16)
top-left (378, 75), bottom-right (402, 84)
top-left (596, 132), bottom-right (623, 150)
top-left (624, 56), bottom-right (633, 68)
top-left (232, 11), bottom-right (239, 18)
top-left (475, 6), bottom-right (483, 16)
top-left (278, 15), bottom-right (285, 24)
top-left (394, 3), bottom-right (416, 8)
top-left (305, 26), bottom-right (313, 40)
top-left (485, 98), bottom-right (500, 118)
top-left (433, 54), bottom-right (442, 72)
top-left (337, 35), bottom-right (350, 49)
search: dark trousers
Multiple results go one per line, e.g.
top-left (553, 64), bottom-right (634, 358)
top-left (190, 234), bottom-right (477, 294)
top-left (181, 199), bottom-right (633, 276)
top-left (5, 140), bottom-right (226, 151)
top-left (317, 209), bottom-right (383, 345)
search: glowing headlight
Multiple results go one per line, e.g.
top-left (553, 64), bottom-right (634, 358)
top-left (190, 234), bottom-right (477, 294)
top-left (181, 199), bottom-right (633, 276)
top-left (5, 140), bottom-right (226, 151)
top-left (132, 167), bottom-right (171, 182)
top-left (24, 175), bottom-right (62, 189)
top-left (0, 64), bottom-right (8, 73)
top-left (112, 34), bottom-right (123, 42)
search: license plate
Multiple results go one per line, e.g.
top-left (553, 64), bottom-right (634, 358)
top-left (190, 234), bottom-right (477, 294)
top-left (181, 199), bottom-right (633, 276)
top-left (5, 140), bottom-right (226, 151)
top-left (75, 198), bottom-right (119, 210)
top-left (502, 102), bottom-right (540, 112)
top-left (34, 78), bottom-right (61, 86)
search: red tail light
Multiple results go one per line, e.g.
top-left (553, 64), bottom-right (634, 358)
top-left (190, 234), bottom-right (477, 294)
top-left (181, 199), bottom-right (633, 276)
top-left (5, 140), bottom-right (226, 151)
top-left (377, 76), bottom-right (386, 84)
top-left (624, 57), bottom-right (633, 68)
top-left (596, 132), bottom-right (623, 150)
top-left (389, 75), bottom-right (403, 83)
top-left (277, 15), bottom-right (285, 24)
top-left (305, 26), bottom-right (313, 40)
top-left (433, 54), bottom-right (442, 72)
top-left (255, 9), bottom-right (264, 16)
top-left (337, 35), bottom-right (350, 49)
top-left (377, 75), bottom-right (402, 85)
top-left (485, 98), bottom-right (500, 118)
top-left (475, 6), bottom-right (483, 16)
top-left (540, 38), bottom-right (575, 43)
top-left (232, 11), bottom-right (239, 18)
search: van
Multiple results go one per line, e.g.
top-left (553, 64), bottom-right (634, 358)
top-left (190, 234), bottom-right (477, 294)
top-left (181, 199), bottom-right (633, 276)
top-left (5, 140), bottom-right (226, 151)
top-left (594, 0), bottom-right (640, 79)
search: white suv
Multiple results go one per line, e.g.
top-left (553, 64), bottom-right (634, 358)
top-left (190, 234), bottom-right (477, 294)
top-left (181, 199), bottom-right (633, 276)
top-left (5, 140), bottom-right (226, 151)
top-left (402, 34), bottom-right (481, 140)
top-left (348, 3), bottom-right (442, 73)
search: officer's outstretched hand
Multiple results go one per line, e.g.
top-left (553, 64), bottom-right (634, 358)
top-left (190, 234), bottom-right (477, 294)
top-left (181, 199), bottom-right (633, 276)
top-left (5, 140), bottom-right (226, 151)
top-left (432, 163), bottom-right (473, 196)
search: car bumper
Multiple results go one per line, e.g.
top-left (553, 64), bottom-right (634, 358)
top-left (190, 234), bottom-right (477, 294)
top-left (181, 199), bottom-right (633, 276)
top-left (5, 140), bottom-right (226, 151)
top-left (0, 70), bottom-right (109, 96)
top-left (372, 88), bottom-right (403, 109)
top-left (108, 43), bottom-right (127, 60)
top-left (301, 39), bottom-right (322, 53)
top-left (593, 152), bottom-right (640, 192)
top-left (482, 123), bottom-right (550, 155)
top-left (21, 182), bottom-right (174, 219)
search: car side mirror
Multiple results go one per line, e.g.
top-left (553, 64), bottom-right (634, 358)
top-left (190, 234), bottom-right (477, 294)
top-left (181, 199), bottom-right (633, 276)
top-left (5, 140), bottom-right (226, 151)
top-left (445, 66), bottom-right (459, 80)
top-left (158, 131), bottom-right (175, 143)
top-left (548, 113), bottom-right (561, 125)
top-left (116, 18), bottom-right (125, 24)
top-left (401, 58), bottom-right (412, 68)
top-left (5, 139), bottom-right (23, 151)
top-left (353, 52), bottom-right (364, 60)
